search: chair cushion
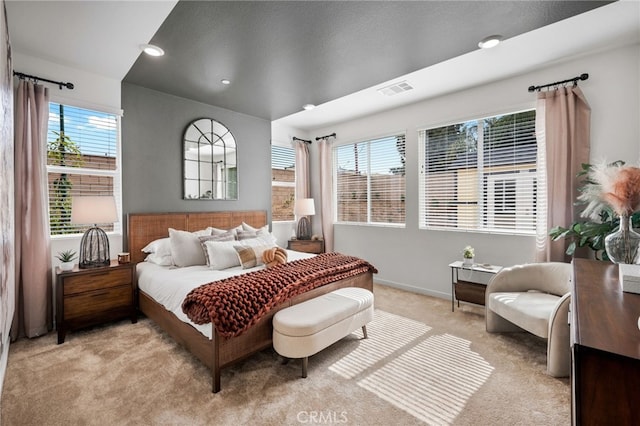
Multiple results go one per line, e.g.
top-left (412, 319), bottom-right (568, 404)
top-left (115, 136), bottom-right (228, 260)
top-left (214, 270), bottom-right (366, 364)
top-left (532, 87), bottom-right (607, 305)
top-left (487, 291), bottom-right (560, 338)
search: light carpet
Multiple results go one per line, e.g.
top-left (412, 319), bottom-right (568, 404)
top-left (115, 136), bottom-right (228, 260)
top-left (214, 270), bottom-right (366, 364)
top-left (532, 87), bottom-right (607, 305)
top-left (1, 284), bottom-right (569, 425)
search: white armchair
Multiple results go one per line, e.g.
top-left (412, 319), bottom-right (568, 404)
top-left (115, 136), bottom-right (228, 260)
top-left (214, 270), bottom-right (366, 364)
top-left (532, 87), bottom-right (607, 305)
top-left (485, 262), bottom-right (572, 377)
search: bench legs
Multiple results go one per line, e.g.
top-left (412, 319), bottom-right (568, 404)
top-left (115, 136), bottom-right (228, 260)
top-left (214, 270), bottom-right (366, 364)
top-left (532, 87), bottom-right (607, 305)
top-left (298, 325), bottom-right (369, 378)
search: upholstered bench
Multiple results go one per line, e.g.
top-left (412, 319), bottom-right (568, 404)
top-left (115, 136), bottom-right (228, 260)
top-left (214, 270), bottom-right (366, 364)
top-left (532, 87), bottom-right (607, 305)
top-left (272, 287), bottom-right (374, 378)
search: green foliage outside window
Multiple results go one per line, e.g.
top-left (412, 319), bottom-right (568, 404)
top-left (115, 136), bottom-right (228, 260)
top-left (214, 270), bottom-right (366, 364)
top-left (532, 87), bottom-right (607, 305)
top-left (48, 131), bottom-right (83, 235)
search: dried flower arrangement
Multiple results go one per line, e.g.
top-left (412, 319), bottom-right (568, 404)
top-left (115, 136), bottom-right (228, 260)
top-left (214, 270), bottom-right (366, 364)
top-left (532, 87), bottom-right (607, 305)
top-left (550, 161), bottom-right (640, 261)
top-left (579, 160), bottom-right (640, 220)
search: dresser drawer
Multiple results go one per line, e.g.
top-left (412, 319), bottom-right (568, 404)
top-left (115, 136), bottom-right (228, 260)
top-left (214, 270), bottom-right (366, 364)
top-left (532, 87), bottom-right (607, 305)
top-left (63, 268), bottom-right (132, 295)
top-left (64, 285), bottom-right (132, 319)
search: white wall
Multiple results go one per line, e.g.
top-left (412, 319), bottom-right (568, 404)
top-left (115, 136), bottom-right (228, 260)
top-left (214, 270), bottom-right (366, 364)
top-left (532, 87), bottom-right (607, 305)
top-left (307, 44), bottom-right (640, 299)
top-left (270, 121), bottom-right (312, 247)
top-left (12, 53), bottom-right (124, 269)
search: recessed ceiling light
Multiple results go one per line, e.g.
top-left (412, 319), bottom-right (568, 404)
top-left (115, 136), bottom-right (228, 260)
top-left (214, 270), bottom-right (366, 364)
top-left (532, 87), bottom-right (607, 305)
top-left (478, 35), bottom-right (502, 49)
top-left (221, 79), bottom-right (231, 85)
top-left (140, 44), bottom-right (164, 57)
top-left (302, 104), bottom-right (316, 111)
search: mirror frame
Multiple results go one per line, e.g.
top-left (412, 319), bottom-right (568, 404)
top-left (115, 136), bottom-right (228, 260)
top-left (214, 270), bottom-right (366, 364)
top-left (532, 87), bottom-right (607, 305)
top-left (182, 117), bottom-right (238, 200)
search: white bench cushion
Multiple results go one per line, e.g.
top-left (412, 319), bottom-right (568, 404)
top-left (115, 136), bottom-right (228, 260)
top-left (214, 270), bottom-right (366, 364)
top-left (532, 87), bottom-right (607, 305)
top-left (274, 287), bottom-right (372, 336)
top-left (487, 291), bottom-right (560, 338)
top-left (273, 287), bottom-right (374, 359)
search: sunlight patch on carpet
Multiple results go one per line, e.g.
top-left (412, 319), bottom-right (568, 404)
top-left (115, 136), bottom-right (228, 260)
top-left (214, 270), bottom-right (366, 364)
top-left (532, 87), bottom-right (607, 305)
top-left (358, 333), bottom-right (494, 425)
top-left (328, 310), bottom-right (430, 379)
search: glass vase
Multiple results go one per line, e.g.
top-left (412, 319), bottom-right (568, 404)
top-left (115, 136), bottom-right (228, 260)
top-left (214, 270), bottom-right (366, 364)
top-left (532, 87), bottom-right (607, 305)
top-left (604, 215), bottom-right (640, 264)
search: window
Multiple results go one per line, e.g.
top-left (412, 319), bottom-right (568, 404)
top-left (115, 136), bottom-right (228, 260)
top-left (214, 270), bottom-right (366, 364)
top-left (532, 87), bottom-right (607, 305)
top-left (47, 103), bottom-right (120, 235)
top-left (271, 144), bottom-right (296, 221)
top-left (335, 134), bottom-right (406, 225)
top-left (419, 110), bottom-right (536, 234)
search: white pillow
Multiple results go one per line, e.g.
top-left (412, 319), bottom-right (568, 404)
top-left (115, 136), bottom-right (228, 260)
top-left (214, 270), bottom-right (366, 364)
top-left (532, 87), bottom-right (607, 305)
top-left (242, 222), bottom-right (269, 233)
top-left (169, 228), bottom-right (207, 267)
top-left (141, 237), bottom-right (171, 256)
top-left (145, 252), bottom-right (173, 266)
top-left (205, 240), bottom-right (242, 270)
top-left (192, 228), bottom-right (212, 237)
top-left (198, 233), bottom-right (236, 266)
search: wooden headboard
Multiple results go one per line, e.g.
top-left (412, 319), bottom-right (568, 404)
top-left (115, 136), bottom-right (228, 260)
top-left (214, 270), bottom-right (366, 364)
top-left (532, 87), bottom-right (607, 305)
top-left (127, 210), bottom-right (268, 263)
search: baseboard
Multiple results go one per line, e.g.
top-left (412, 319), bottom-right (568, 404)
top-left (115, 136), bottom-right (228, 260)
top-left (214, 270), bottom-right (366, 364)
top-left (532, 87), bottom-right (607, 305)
top-left (374, 278), bottom-right (450, 300)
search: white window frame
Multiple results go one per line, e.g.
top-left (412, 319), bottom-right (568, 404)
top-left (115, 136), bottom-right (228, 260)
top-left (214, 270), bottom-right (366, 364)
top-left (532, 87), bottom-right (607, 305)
top-left (333, 132), bottom-right (406, 227)
top-left (271, 141), bottom-right (296, 223)
top-left (47, 101), bottom-right (122, 237)
top-left (419, 109), bottom-right (536, 235)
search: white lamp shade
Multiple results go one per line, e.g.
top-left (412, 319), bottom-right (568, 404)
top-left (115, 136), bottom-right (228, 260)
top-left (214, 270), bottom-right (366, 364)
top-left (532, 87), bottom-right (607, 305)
top-left (294, 198), bottom-right (315, 216)
top-left (71, 196), bottom-right (118, 224)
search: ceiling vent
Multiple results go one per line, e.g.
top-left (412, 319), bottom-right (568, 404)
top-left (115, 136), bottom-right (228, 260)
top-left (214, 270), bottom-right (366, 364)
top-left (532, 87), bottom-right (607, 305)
top-left (377, 80), bottom-right (414, 96)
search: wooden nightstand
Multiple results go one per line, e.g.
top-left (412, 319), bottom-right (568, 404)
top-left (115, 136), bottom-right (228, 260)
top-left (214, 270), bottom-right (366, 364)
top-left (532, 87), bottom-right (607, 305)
top-left (287, 239), bottom-right (325, 254)
top-left (56, 260), bottom-right (137, 344)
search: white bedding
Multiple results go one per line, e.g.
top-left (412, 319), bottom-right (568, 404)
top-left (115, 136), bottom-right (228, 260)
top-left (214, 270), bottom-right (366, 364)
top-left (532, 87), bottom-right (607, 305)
top-left (137, 249), bottom-right (314, 339)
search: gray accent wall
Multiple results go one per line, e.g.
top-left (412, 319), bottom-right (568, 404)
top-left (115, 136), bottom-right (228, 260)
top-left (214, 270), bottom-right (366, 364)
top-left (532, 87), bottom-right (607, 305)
top-left (121, 82), bottom-right (271, 223)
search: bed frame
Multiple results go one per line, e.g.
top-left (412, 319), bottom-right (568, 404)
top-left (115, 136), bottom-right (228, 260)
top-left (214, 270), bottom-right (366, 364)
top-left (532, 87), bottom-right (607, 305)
top-left (127, 211), bottom-right (373, 393)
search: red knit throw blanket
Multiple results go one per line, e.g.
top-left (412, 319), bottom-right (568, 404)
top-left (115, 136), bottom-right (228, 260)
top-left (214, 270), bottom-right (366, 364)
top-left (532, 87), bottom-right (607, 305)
top-left (181, 253), bottom-right (377, 338)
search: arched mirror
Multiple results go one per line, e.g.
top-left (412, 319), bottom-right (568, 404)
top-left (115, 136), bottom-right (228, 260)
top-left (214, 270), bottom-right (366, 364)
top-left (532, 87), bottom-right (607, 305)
top-left (183, 118), bottom-right (238, 200)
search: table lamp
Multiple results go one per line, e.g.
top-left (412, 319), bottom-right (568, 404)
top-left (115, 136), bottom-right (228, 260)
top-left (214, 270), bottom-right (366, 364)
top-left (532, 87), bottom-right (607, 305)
top-left (294, 198), bottom-right (315, 240)
top-left (71, 195), bottom-right (118, 268)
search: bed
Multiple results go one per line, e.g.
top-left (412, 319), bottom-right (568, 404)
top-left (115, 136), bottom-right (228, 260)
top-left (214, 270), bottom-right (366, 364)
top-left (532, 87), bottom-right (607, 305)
top-left (127, 210), bottom-right (374, 393)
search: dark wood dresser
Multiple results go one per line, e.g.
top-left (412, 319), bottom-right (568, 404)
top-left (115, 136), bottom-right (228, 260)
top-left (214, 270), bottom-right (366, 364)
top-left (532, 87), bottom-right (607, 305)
top-left (571, 258), bottom-right (640, 425)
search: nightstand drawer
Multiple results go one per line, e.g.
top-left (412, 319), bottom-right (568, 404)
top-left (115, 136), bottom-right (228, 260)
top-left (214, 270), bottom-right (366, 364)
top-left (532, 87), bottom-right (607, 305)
top-left (64, 285), bottom-right (132, 319)
top-left (63, 268), bottom-right (132, 295)
top-left (287, 240), bottom-right (324, 254)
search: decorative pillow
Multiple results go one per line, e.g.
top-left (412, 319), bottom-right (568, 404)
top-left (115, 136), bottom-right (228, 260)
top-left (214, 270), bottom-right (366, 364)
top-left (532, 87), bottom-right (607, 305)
top-left (169, 228), bottom-right (208, 267)
top-left (142, 237), bottom-right (171, 256)
top-left (234, 244), bottom-right (272, 269)
top-left (236, 230), bottom-right (258, 240)
top-left (205, 240), bottom-right (242, 270)
top-left (209, 225), bottom-right (242, 238)
top-left (145, 252), bottom-right (173, 266)
top-left (262, 246), bottom-right (288, 268)
top-left (206, 235), bottom-right (277, 270)
top-left (199, 233), bottom-right (235, 266)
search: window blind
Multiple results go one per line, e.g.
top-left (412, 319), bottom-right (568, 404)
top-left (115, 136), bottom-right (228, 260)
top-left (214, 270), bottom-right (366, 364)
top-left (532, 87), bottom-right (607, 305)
top-left (271, 145), bottom-right (296, 221)
top-left (420, 110), bottom-right (536, 234)
top-left (335, 134), bottom-right (406, 225)
top-left (47, 103), bottom-right (121, 235)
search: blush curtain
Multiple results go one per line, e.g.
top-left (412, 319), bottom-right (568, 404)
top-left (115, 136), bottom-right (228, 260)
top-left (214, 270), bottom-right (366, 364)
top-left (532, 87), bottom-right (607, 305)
top-left (318, 135), bottom-right (335, 252)
top-left (294, 138), bottom-right (310, 199)
top-left (535, 86), bottom-right (591, 263)
top-left (12, 80), bottom-right (53, 339)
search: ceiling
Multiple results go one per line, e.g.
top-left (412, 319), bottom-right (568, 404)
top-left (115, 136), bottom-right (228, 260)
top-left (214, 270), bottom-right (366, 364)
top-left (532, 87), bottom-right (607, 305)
top-left (5, 0), bottom-right (177, 81)
top-left (6, 1), bottom-right (639, 131)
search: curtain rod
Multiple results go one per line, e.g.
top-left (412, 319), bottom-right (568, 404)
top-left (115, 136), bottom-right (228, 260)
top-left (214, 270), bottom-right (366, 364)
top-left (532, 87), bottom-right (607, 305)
top-left (315, 132), bottom-right (336, 141)
top-left (13, 71), bottom-right (74, 90)
top-left (528, 73), bottom-right (588, 92)
top-left (293, 136), bottom-right (311, 144)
